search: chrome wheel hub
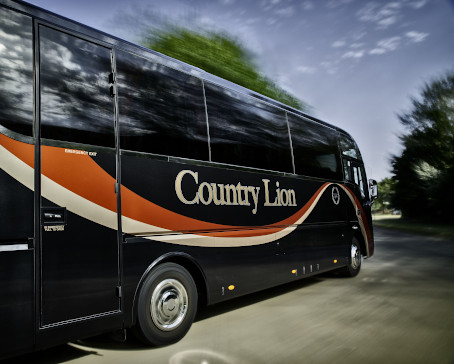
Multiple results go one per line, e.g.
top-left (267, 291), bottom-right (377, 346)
top-left (350, 244), bottom-right (361, 270)
top-left (150, 279), bottom-right (188, 331)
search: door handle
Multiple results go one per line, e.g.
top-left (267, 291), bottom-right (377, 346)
top-left (42, 207), bottom-right (67, 225)
top-left (44, 213), bottom-right (62, 220)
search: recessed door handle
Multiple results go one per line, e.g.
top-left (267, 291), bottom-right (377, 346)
top-left (44, 213), bottom-right (62, 220)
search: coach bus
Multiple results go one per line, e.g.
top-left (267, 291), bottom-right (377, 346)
top-left (0, 0), bottom-right (377, 358)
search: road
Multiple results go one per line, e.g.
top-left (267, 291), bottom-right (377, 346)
top-left (4, 227), bottom-right (454, 364)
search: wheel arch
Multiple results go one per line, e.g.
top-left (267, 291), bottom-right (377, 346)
top-left (131, 252), bottom-right (208, 325)
top-left (353, 229), bottom-right (367, 257)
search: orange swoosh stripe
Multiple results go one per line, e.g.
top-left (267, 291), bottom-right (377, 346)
top-left (41, 145), bottom-right (118, 212)
top-left (0, 134), bottom-right (34, 168)
top-left (1, 134), bottom-right (335, 238)
top-left (201, 183), bottom-right (330, 237)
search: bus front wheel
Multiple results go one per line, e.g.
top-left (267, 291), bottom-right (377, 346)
top-left (336, 238), bottom-right (362, 277)
top-left (134, 263), bottom-right (198, 346)
top-left (344, 238), bottom-right (362, 277)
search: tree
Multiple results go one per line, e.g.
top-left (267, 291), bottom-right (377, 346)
top-left (144, 27), bottom-right (307, 111)
top-left (391, 72), bottom-right (454, 221)
top-left (372, 178), bottom-right (396, 214)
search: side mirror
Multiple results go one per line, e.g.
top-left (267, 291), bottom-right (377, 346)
top-left (369, 179), bottom-right (378, 202)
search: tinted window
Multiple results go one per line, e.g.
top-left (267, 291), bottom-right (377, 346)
top-left (40, 27), bottom-right (114, 147)
top-left (339, 133), bottom-right (361, 160)
top-left (343, 159), bottom-right (353, 182)
top-left (117, 51), bottom-right (208, 160)
top-left (0, 8), bottom-right (33, 136)
top-left (288, 114), bottom-right (341, 180)
top-left (205, 83), bottom-right (293, 172)
top-left (352, 164), bottom-right (367, 199)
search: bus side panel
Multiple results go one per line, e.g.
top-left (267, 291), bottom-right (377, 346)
top-left (284, 223), bottom-right (350, 272)
top-left (0, 138), bottom-right (35, 359)
top-left (0, 250), bottom-right (34, 359)
top-left (121, 228), bottom-right (350, 315)
top-left (0, 148), bottom-right (34, 242)
top-left (119, 156), bottom-right (351, 312)
top-left (122, 240), bottom-right (219, 326)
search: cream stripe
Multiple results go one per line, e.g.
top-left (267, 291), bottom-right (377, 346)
top-left (142, 183), bottom-right (332, 247)
top-left (122, 216), bottom-right (170, 235)
top-left (41, 175), bottom-right (118, 230)
top-left (1, 144), bottom-right (337, 249)
top-left (0, 144), bottom-right (34, 191)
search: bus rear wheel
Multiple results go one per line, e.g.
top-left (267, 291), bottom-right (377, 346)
top-left (134, 263), bottom-right (198, 346)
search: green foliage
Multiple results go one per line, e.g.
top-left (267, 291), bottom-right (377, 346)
top-left (144, 27), bottom-right (307, 111)
top-left (391, 72), bottom-right (454, 221)
top-left (372, 177), bottom-right (397, 214)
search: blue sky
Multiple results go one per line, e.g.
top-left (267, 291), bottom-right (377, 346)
top-left (26, 0), bottom-right (454, 181)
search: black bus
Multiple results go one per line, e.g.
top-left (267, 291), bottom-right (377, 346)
top-left (0, 0), bottom-right (377, 358)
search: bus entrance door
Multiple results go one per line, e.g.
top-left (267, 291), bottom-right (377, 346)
top-left (38, 26), bottom-right (120, 328)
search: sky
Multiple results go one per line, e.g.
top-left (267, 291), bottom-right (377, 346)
top-left (25, 0), bottom-right (454, 181)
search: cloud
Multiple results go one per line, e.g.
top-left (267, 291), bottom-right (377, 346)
top-left (301, 1), bottom-right (315, 11)
top-left (350, 42), bottom-right (365, 49)
top-left (377, 15), bottom-right (398, 28)
top-left (405, 30), bottom-right (429, 43)
top-left (369, 36), bottom-right (401, 55)
top-left (275, 6), bottom-right (295, 17)
top-left (408, 0), bottom-right (428, 9)
top-left (326, 0), bottom-right (353, 9)
top-left (356, 1), bottom-right (429, 30)
top-left (261, 0), bottom-right (282, 11)
top-left (342, 50), bottom-right (365, 59)
top-left (332, 40), bottom-right (346, 48)
top-left (296, 65), bottom-right (316, 74)
top-left (320, 61), bottom-right (338, 75)
top-left (357, 2), bottom-right (402, 29)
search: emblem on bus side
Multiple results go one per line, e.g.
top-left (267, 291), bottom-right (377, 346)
top-left (332, 186), bottom-right (340, 205)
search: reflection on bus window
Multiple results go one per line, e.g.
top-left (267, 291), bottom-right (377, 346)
top-left (343, 160), bottom-right (352, 181)
top-left (117, 51), bottom-right (209, 161)
top-left (352, 165), bottom-right (366, 199)
top-left (358, 167), bottom-right (366, 198)
top-left (339, 134), bottom-right (361, 160)
top-left (288, 113), bottom-right (341, 180)
top-left (40, 26), bottom-right (114, 147)
top-left (205, 82), bottom-right (293, 173)
top-left (0, 8), bottom-right (33, 136)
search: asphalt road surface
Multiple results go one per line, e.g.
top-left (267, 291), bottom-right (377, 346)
top-left (4, 227), bottom-right (454, 364)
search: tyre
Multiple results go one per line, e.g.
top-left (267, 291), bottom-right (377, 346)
top-left (134, 263), bottom-right (198, 346)
top-left (337, 238), bottom-right (362, 277)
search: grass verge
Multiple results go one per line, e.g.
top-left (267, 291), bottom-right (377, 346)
top-left (373, 214), bottom-right (454, 240)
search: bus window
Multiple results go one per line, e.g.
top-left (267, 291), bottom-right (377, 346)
top-left (352, 164), bottom-right (366, 199)
top-left (0, 8), bottom-right (33, 137)
top-left (287, 113), bottom-right (342, 180)
top-left (353, 166), bottom-right (359, 185)
top-left (40, 27), bottom-right (114, 147)
top-left (339, 133), bottom-right (361, 160)
top-left (117, 51), bottom-right (209, 161)
top-left (204, 82), bottom-right (293, 173)
top-left (358, 166), bottom-right (367, 199)
top-left (343, 159), bottom-right (352, 182)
